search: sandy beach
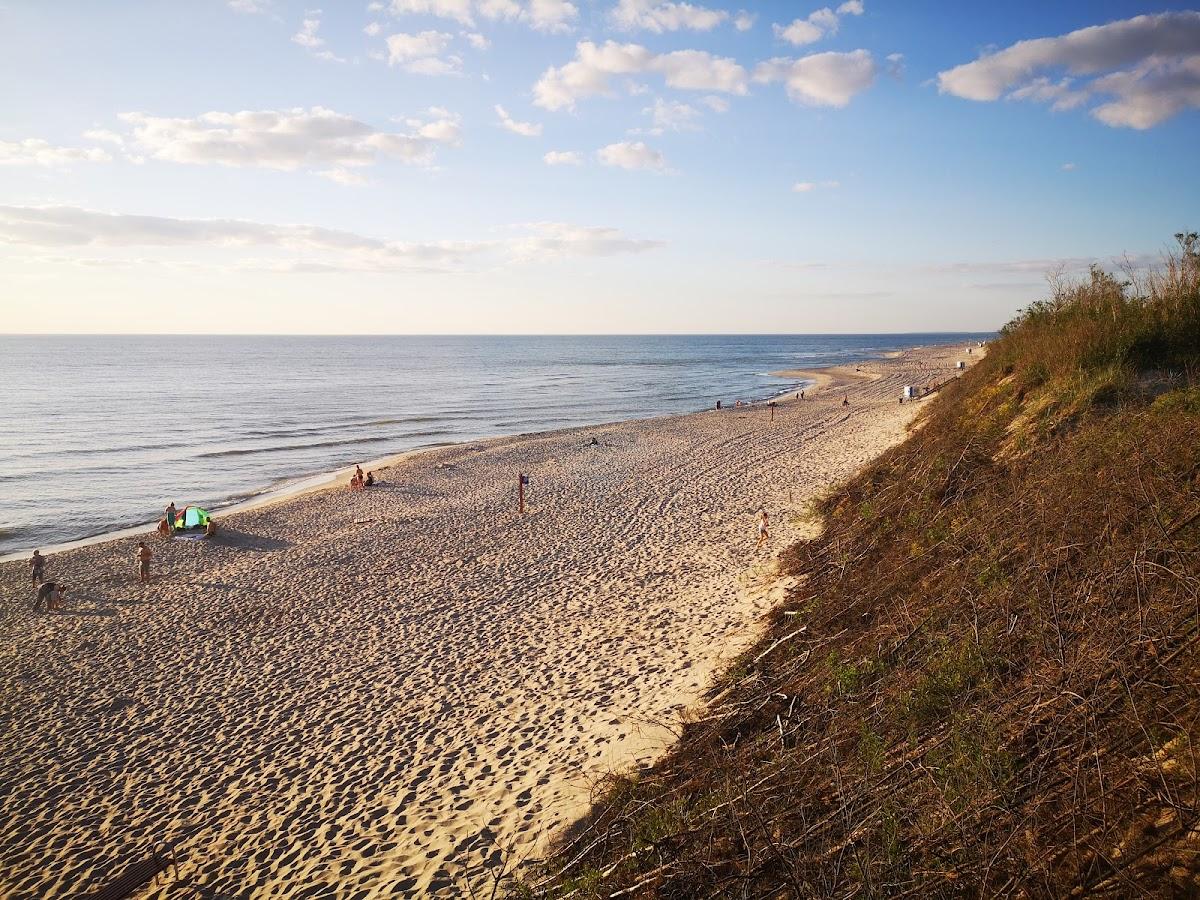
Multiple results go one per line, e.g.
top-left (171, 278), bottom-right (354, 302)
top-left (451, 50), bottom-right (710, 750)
top-left (0, 344), bottom-right (977, 897)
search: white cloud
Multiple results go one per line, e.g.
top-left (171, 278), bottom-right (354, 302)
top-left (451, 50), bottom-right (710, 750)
top-left (292, 10), bottom-right (346, 62)
top-left (386, 0), bottom-right (577, 32)
top-left (388, 0), bottom-right (476, 25)
top-left (495, 104), bottom-right (543, 136)
top-left (385, 30), bottom-right (461, 74)
top-left (292, 13), bottom-right (324, 47)
top-left (508, 222), bottom-right (665, 260)
top-left (364, 21), bottom-right (383, 36)
top-left (611, 0), bottom-right (727, 34)
top-left (526, 0), bottom-right (578, 33)
top-left (640, 97), bottom-right (701, 134)
top-left (228, 0), bottom-right (270, 12)
top-left (754, 49), bottom-right (878, 107)
top-left (733, 9), bottom-right (755, 31)
top-left (936, 11), bottom-right (1200, 129)
top-left (0, 139), bottom-right (111, 167)
top-left (113, 106), bottom-right (460, 175)
top-left (543, 150), bottom-right (583, 165)
top-left (1006, 76), bottom-right (1089, 111)
top-left (463, 31), bottom-right (490, 49)
top-left (597, 140), bottom-right (666, 171)
top-left (83, 128), bottom-right (126, 146)
top-left (0, 206), bottom-right (663, 273)
top-left (772, 1), bottom-right (864, 46)
top-left (791, 179), bottom-right (839, 192)
top-left (1061, 162), bottom-right (1077, 171)
top-left (774, 19), bottom-right (821, 46)
top-left (317, 167), bottom-right (369, 185)
top-left (701, 95), bottom-right (730, 112)
top-left (534, 40), bottom-right (747, 111)
top-left (405, 107), bottom-right (464, 144)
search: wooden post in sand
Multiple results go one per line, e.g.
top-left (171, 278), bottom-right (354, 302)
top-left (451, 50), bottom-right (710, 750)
top-left (518, 472), bottom-right (527, 514)
top-left (770, 401), bottom-right (776, 423)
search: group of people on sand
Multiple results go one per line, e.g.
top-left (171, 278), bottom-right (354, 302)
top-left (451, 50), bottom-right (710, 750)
top-left (30, 496), bottom-right (221, 612)
top-left (156, 501), bottom-right (217, 539)
top-left (29, 538), bottom-right (158, 613)
top-left (29, 550), bottom-right (66, 612)
top-left (349, 464), bottom-right (376, 491)
top-left (717, 388), bottom-right (852, 411)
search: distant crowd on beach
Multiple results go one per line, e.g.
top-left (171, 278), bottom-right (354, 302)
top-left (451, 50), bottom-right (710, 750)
top-left (28, 347), bottom-right (980, 615)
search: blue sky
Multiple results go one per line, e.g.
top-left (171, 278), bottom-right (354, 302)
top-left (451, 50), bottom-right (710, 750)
top-left (1, 1), bottom-right (1197, 333)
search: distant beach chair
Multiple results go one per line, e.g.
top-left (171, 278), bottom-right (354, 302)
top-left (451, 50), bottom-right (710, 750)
top-left (81, 842), bottom-right (178, 900)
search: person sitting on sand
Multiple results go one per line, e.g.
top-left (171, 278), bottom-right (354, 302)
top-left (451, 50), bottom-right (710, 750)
top-left (365, 471), bottom-right (375, 487)
top-left (30, 550), bottom-right (45, 587)
top-left (35, 580), bottom-right (66, 613)
top-left (205, 519), bottom-right (217, 537)
top-left (756, 509), bottom-right (770, 549)
top-left (136, 541), bottom-right (152, 584)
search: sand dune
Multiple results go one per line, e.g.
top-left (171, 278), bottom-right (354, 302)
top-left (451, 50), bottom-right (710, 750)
top-left (0, 344), bottom-right (977, 897)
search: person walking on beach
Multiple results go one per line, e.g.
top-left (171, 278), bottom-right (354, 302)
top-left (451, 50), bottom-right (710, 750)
top-left (165, 502), bottom-right (177, 534)
top-left (30, 550), bottom-right (45, 587)
top-left (756, 509), bottom-right (770, 549)
top-left (35, 580), bottom-right (66, 613)
top-left (136, 541), bottom-right (153, 584)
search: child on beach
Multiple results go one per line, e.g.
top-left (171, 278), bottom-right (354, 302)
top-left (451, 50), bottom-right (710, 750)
top-left (136, 541), bottom-right (152, 583)
top-left (30, 550), bottom-right (45, 587)
top-left (756, 509), bottom-right (769, 549)
top-left (35, 581), bottom-right (66, 612)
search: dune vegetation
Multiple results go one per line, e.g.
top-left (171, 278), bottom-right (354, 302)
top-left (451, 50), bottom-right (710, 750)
top-left (525, 234), bottom-right (1200, 898)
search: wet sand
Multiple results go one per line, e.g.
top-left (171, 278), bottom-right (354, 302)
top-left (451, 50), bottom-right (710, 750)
top-left (0, 344), bottom-right (977, 897)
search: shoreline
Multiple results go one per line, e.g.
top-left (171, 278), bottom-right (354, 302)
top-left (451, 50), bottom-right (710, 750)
top-left (0, 342), bottom-right (982, 897)
top-left (0, 350), bottom-right (911, 564)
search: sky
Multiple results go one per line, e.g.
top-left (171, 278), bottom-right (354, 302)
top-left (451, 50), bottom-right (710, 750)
top-left (1, 1), bottom-right (1198, 334)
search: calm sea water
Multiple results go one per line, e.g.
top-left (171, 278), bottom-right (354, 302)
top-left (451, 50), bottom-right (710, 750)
top-left (0, 334), bottom-right (990, 555)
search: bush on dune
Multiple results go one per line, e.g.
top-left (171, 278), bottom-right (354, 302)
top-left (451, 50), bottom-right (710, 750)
top-left (523, 233), bottom-right (1200, 898)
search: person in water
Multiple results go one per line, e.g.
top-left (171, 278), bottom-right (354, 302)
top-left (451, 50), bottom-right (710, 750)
top-left (30, 550), bottom-right (45, 587)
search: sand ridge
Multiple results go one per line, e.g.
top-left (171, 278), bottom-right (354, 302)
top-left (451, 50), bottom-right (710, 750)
top-left (0, 344), bottom-right (979, 897)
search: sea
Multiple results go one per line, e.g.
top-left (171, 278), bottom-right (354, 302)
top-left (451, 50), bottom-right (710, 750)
top-left (0, 334), bottom-right (991, 557)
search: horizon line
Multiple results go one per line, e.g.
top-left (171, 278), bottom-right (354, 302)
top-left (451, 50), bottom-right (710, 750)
top-left (0, 330), bottom-right (1000, 338)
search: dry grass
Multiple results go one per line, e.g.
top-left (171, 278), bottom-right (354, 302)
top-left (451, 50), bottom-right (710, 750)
top-left (522, 235), bottom-right (1200, 898)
